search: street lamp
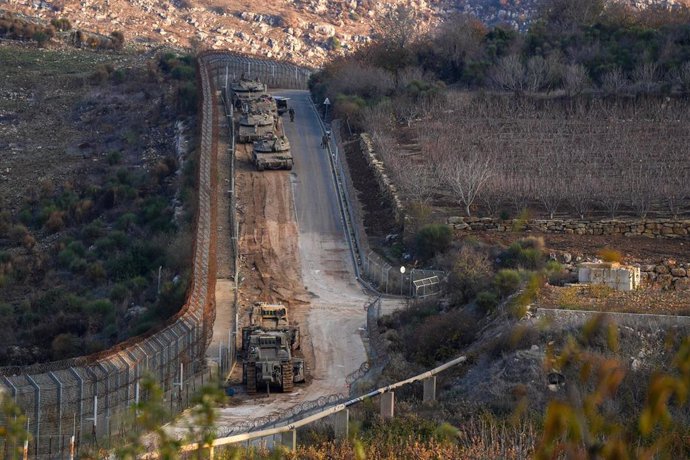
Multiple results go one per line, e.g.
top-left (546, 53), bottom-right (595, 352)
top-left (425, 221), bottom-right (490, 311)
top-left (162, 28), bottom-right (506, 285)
top-left (400, 266), bottom-right (406, 296)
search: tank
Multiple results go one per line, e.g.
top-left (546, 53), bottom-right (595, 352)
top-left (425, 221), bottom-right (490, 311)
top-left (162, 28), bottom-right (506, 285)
top-left (252, 135), bottom-right (293, 171)
top-left (238, 113), bottom-right (275, 143)
top-left (231, 78), bottom-right (267, 102)
top-left (247, 94), bottom-right (278, 117)
top-left (242, 331), bottom-right (305, 394)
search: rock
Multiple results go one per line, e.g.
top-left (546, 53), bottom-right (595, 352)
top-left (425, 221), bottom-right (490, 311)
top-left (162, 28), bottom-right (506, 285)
top-left (657, 274), bottom-right (673, 288)
top-left (671, 268), bottom-right (687, 277)
top-left (562, 252), bottom-right (572, 264)
top-left (675, 278), bottom-right (690, 291)
top-left (313, 22), bottom-right (336, 37)
top-left (655, 265), bottom-right (669, 274)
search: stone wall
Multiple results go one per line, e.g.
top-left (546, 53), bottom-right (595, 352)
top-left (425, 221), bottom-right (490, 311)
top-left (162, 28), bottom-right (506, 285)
top-left (448, 216), bottom-right (690, 238)
top-left (640, 260), bottom-right (690, 291)
top-left (359, 133), bottom-right (404, 226)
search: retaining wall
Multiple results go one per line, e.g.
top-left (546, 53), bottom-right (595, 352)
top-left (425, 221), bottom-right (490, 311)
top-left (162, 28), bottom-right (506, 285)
top-left (448, 216), bottom-right (690, 238)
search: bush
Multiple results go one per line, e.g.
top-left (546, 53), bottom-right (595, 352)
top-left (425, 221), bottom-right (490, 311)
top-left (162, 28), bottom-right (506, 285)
top-left (498, 238), bottom-right (546, 270)
top-left (33, 30), bottom-right (49, 47)
top-left (86, 262), bottom-right (106, 281)
top-left (494, 269), bottom-right (521, 298)
top-left (476, 291), bottom-right (499, 313)
top-left (51, 18), bottom-right (72, 32)
top-left (110, 30), bottom-right (124, 49)
top-left (449, 244), bottom-right (493, 302)
top-left (405, 309), bottom-right (476, 366)
top-left (597, 248), bottom-right (623, 263)
top-left (51, 333), bottom-right (79, 360)
top-left (415, 224), bottom-right (453, 261)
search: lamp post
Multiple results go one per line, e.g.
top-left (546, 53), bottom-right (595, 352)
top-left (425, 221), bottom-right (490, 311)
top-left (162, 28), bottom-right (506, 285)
top-left (400, 266), bottom-right (406, 296)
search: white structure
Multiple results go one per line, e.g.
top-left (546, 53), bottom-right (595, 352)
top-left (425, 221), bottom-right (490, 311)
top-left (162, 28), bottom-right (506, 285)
top-left (578, 262), bottom-right (641, 291)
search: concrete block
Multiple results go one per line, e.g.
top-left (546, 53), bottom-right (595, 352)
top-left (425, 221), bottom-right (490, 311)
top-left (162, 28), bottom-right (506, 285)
top-left (332, 409), bottom-right (349, 440)
top-left (380, 391), bottom-right (395, 419)
top-left (423, 376), bottom-right (436, 403)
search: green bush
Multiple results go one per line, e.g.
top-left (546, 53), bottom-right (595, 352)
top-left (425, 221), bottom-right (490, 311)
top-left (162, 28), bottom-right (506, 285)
top-left (106, 151), bottom-right (122, 165)
top-left (476, 291), bottom-right (499, 313)
top-left (493, 269), bottom-right (521, 298)
top-left (109, 284), bottom-right (129, 303)
top-left (58, 248), bottom-right (78, 268)
top-left (86, 262), bottom-right (106, 281)
top-left (415, 224), bottom-right (453, 260)
top-left (498, 237), bottom-right (546, 270)
top-left (87, 299), bottom-right (114, 317)
top-left (51, 333), bottom-right (79, 360)
top-left (68, 258), bottom-right (87, 273)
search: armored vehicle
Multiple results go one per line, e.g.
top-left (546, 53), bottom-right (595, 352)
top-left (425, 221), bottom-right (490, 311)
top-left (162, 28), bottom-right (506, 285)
top-left (241, 303), bottom-right (300, 351)
top-left (274, 96), bottom-right (289, 115)
top-left (238, 113), bottom-right (275, 143)
top-left (252, 135), bottom-right (293, 171)
top-left (243, 331), bottom-right (305, 394)
top-left (247, 94), bottom-right (278, 117)
top-left (231, 78), bottom-right (267, 102)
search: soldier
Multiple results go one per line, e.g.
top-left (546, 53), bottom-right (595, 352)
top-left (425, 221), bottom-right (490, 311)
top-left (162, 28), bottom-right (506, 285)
top-left (321, 133), bottom-right (329, 148)
top-left (288, 107), bottom-right (295, 122)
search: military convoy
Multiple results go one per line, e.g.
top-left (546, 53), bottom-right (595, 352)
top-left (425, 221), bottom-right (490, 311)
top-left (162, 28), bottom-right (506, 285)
top-left (241, 303), bottom-right (304, 394)
top-left (230, 77), bottom-right (294, 171)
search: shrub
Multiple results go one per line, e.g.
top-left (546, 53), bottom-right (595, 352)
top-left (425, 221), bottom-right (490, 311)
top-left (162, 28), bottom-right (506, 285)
top-left (86, 262), bottom-right (106, 281)
top-left (405, 309), bottom-right (476, 366)
top-left (110, 30), bottom-right (124, 49)
top-left (498, 238), bottom-right (546, 270)
top-left (109, 284), bottom-right (129, 303)
top-left (476, 291), bottom-right (499, 313)
top-left (45, 211), bottom-right (65, 233)
top-left (58, 248), bottom-right (78, 268)
top-left (51, 18), bottom-right (72, 32)
top-left (9, 225), bottom-right (29, 245)
top-left (449, 244), bottom-right (493, 302)
top-left (415, 224), bottom-right (453, 261)
top-left (597, 248), bottom-right (623, 263)
top-left (33, 30), bottom-right (49, 46)
top-left (51, 333), bottom-right (79, 360)
top-left (68, 258), bottom-right (87, 273)
top-left (87, 299), bottom-right (114, 317)
top-left (107, 151), bottom-right (122, 165)
top-left (509, 273), bottom-right (544, 319)
top-left (494, 269), bottom-right (521, 298)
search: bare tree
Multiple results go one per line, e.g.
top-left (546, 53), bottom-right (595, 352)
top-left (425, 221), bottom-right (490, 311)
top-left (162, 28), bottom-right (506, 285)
top-left (375, 4), bottom-right (420, 51)
top-left (601, 67), bottom-right (629, 94)
top-left (563, 64), bottom-right (591, 95)
top-left (442, 148), bottom-right (496, 217)
top-left (490, 55), bottom-right (525, 93)
top-left (525, 56), bottom-right (550, 93)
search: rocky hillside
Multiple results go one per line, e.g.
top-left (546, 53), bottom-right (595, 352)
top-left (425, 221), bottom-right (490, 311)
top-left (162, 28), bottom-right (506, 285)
top-left (2, 1), bottom-right (688, 67)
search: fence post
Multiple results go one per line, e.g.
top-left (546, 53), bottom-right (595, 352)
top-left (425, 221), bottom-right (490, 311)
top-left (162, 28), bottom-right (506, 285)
top-left (423, 376), bottom-right (437, 403)
top-left (25, 376), bottom-right (40, 456)
top-left (380, 391), bottom-right (395, 419)
top-left (48, 372), bottom-right (63, 448)
top-left (69, 368), bottom-right (84, 445)
top-left (281, 430), bottom-right (297, 451)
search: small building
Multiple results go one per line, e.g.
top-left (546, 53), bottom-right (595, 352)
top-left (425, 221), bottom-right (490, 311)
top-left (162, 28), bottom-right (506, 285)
top-left (578, 262), bottom-right (641, 291)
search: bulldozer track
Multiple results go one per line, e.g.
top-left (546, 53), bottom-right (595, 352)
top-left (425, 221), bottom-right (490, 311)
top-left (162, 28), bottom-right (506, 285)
top-left (246, 363), bottom-right (257, 394)
top-left (282, 362), bottom-right (294, 393)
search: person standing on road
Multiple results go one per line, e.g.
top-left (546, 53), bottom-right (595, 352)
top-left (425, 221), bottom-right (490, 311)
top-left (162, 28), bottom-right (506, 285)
top-left (288, 107), bottom-right (295, 122)
top-left (321, 133), bottom-right (329, 149)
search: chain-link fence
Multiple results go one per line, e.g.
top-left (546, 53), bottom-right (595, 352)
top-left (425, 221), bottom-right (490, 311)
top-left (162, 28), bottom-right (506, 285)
top-left (202, 51), bottom-right (312, 90)
top-left (0, 57), bottom-right (222, 459)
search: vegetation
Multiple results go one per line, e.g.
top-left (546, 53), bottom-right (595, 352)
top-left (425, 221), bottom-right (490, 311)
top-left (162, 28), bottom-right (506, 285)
top-left (310, 2), bottom-right (690, 220)
top-left (0, 48), bottom-right (199, 365)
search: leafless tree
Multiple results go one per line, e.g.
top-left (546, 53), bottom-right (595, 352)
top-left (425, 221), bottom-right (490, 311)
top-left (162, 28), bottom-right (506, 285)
top-left (658, 161), bottom-right (688, 218)
top-left (563, 64), bottom-right (591, 95)
top-left (632, 62), bottom-right (660, 93)
top-left (490, 55), bottom-right (525, 93)
top-left (441, 145), bottom-right (496, 216)
top-left (525, 56), bottom-right (550, 93)
top-left (601, 67), bottom-right (629, 94)
top-left (375, 4), bottom-right (420, 51)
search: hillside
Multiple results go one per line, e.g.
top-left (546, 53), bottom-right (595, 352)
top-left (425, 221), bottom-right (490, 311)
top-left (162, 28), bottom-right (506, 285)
top-left (3, 1), bottom-right (688, 67)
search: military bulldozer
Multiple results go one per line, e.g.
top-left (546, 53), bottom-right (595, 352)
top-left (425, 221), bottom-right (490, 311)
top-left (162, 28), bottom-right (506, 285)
top-left (242, 302), bottom-right (300, 351)
top-left (242, 303), bottom-right (304, 394)
top-left (238, 112), bottom-right (276, 143)
top-left (252, 135), bottom-right (293, 171)
top-left (243, 331), bottom-right (305, 394)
